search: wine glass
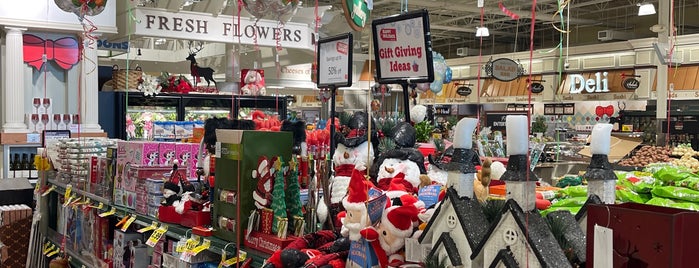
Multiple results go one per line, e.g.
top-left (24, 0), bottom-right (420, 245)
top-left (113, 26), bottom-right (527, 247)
top-left (63, 114), bottom-right (71, 129)
top-left (42, 98), bottom-right (51, 112)
top-left (53, 114), bottom-right (61, 130)
top-left (31, 114), bottom-right (39, 133)
top-left (32, 98), bottom-right (41, 114)
top-left (41, 114), bottom-right (49, 131)
top-left (72, 114), bottom-right (80, 125)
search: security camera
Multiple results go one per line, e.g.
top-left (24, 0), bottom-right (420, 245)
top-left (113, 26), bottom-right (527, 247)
top-left (564, 62), bottom-right (570, 69)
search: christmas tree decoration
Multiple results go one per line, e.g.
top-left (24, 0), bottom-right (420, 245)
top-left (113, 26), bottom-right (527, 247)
top-left (271, 157), bottom-right (288, 235)
top-left (285, 157), bottom-right (304, 236)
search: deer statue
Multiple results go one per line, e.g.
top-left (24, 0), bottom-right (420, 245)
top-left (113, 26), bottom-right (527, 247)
top-left (186, 41), bottom-right (216, 87)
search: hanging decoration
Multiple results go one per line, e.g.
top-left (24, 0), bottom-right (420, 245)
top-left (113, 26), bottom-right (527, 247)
top-left (54, 0), bottom-right (108, 17)
top-left (341, 0), bottom-right (373, 31)
top-left (241, 0), bottom-right (301, 22)
top-left (498, 2), bottom-right (520, 20)
top-left (429, 51), bottom-right (447, 93)
top-left (444, 66), bottom-right (453, 83)
top-left (23, 34), bottom-right (79, 71)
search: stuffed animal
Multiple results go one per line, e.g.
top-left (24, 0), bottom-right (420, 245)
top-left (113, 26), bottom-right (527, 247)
top-left (475, 158), bottom-right (493, 203)
top-left (338, 164), bottom-right (374, 241)
top-left (371, 148), bottom-right (427, 194)
top-left (241, 70), bottom-right (266, 96)
top-left (360, 195), bottom-right (420, 266)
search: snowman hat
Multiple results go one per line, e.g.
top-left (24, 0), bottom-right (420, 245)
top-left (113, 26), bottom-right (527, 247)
top-left (335, 111), bottom-right (377, 148)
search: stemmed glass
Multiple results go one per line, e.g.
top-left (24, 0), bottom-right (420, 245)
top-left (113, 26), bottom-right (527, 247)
top-left (42, 98), bottom-right (51, 113)
top-left (53, 114), bottom-right (61, 130)
top-left (31, 114), bottom-right (39, 133)
top-left (32, 98), bottom-right (41, 114)
top-left (41, 114), bottom-right (49, 131)
top-left (63, 114), bottom-right (71, 129)
top-left (72, 114), bottom-right (80, 125)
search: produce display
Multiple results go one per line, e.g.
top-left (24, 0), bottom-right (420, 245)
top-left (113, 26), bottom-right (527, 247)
top-left (616, 145), bottom-right (672, 167)
top-left (672, 143), bottom-right (699, 156)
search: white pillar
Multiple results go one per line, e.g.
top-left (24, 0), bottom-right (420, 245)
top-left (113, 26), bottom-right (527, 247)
top-left (2, 27), bottom-right (28, 133)
top-left (79, 37), bottom-right (102, 133)
top-left (655, 0), bottom-right (670, 146)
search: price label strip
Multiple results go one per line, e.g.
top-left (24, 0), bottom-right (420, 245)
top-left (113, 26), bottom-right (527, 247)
top-left (137, 221), bottom-right (159, 233)
top-left (120, 215), bottom-right (137, 232)
top-left (41, 185), bottom-right (56, 196)
top-left (220, 250), bottom-right (247, 267)
top-left (64, 184), bottom-right (72, 200)
top-left (182, 239), bottom-right (210, 262)
top-left (146, 225), bottom-right (168, 247)
top-left (46, 246), bottom-right (60, 257)
top-left (180, 236), bottom-right (204, 262)
top-left (98, 207), bottom-right (116, 218)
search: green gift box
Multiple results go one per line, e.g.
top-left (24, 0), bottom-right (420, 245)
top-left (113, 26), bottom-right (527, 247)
top-left (213, 130), bottom-right (293, 243)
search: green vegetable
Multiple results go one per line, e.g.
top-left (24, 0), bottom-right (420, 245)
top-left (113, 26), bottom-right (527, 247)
top-left (541, 206), bottom-right (581, 217)
top-left (616, 189), bottom-right (646, 203)
top-left (653, 166), bottom-right (692, 183)
top-left (676, 177), bottom-right (699, 191)
top-left (645, 197), bottom-right (699, 211)
top-left (556, 176), bottom-right (582, 188)
top-left (551, 196), bottom-right (588, 208)
top-left (557, 185), bottom-right (588, 198)
top-left (651, 186), bottom-right (699, 203)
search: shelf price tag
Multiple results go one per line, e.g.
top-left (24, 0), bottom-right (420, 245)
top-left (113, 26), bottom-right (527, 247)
top-left (43, 243), bottom-right (54, 255)
top-left (46, 246), bottom-right (60, 257)
top-left (175, 239), bottom-right (187, 253)
top-left (137, 221), bottom-right (159, 233)
top-left (89, 202), bottom-right (104, 210)
top-left (220, 250), bottom-right (247, 267)
top-left (63, 195), bottom-right (75, 207)
top-left (64, 184), bottom-right (72, 200)
top-left (190, 239), bottom-right (211, 255)
top-left (146, 225), bottom-right (168, 247)
top-left (41, 185), bottom-right (56, 196)
top-left (120, 215), bottom-right (137, 232)
top-left (180, 236), bottom-right (202, 261)
top-left (98, 207), bottom-right (116, 218)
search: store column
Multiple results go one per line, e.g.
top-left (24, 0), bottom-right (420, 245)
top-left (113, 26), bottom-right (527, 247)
top-left (80, 37), bottom-right (103, 133)
top-left (2, 27), bottom-right (28, 133)
top-left (655, 0), bottom-right (670, 146)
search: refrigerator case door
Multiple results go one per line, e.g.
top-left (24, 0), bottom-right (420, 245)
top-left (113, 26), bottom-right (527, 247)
top-left (98, 92), bottom-right (180, 140)
top-left (182, 94), bottom-right (232, 121)
top-left (232, 95), bottom-right (287, 120)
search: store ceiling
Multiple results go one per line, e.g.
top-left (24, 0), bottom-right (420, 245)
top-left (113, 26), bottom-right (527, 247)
top-left (129, 0), bottom-right (699, 60)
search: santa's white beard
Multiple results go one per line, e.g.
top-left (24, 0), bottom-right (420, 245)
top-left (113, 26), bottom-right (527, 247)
top-left (345, 215), bottom-right (368, 241)
top-left (427, 166), bottom-right (448, 185)
top-left (379, 234), bottom-right (406, 255)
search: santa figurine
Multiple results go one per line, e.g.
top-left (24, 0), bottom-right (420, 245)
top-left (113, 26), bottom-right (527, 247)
top-left (338, 163), bottom-right (374, 241)
top-left (319, 112), bottom-right (377, 229)
top-left (360, 195), bottom-right (420, 266)
top-left (252, 156), bottom-right (275, 210)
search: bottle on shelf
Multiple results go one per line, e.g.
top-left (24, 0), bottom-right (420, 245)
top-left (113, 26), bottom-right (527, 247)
top-left (21, 154), bottom-right (30, 178)
top-left (29, 153), bottom-right (38, 179)
top-left (8, 154), bottom-right (16, 178)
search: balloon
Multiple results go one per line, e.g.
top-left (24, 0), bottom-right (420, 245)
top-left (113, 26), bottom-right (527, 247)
top-left (243, 0), bottom-right (301, 22)
top-left (54, 0), bottom-right (108, 19)
top-left (429, 51), bottom-right (447, 93)
top-left (416, 83), bottom-right (430, 92)
top-left (242, 0), bottom-right (270, 19)
top-left (444, 66), bottom-right (453, 83)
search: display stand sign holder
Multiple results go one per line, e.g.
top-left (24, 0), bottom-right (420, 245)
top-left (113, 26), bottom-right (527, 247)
top-left (372, 9), bottom-right (435, 123)
top-left (316, 32), bottom-right (353, 163)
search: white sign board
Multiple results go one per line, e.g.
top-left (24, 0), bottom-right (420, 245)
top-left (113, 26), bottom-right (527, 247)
top-left (132, 8), bottom-right (313, 51)
top-left (372, 10), bottom-right (434, 83)
top-left (279, 63), bottom-right (313, 81)
top-left (317, 33), bottom-right (353, 88)
top-left (0, 0), bottom-right (116, 33)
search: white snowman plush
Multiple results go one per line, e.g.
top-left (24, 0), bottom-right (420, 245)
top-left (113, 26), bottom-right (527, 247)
top-left (427, 147), bottom-right (453, 186)
top-left (371, 148), bottom-right (426, 194)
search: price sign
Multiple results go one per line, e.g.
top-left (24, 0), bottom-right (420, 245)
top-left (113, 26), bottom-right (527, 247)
top-left (121, 215), bottom-right (137, 232)
top-left (316, 33), bottom-right (353, 88)
top-left (98, 207), bottom-right (116, 217)
top-left (372, 9), bottom-right (434, 84)
top-left (146, 225), bottom-right (168, 247)
top-left (137, 221), bottom-right (159, 233)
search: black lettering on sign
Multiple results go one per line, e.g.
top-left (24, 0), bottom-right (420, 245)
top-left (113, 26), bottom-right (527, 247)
top-left (185, 19), bottom-right (195, 32)
top-left (146, 15), bottom-right (156, 29)
top-left (158, 16), bottom-right (169, 30)
top-left (173, 18), bottom-right (183, 31)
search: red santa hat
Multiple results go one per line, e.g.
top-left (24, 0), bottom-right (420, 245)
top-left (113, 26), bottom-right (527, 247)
top-left (342, 166), bottom-right (369, 212)
top-left (385, 173), bottom-right (409, 200)
top-left (381, 203), bottom-right (419, 239)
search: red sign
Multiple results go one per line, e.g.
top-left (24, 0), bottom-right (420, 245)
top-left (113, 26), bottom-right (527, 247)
top-left (380, 28), bottom-right (397, 41)
top-left (336, 42), bottom-right (348, 55)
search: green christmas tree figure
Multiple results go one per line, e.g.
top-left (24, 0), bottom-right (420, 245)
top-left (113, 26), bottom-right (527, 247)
top-left (286, 157), bottom-right (304, 231)
top-left (271, 157), bottom-right (288, 235)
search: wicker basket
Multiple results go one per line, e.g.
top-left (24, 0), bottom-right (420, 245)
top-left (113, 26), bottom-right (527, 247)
top-left (112, 64), bottom-right (142, 91)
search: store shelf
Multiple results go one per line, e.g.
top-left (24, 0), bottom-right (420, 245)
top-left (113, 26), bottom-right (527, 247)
top-left (46, 229), bottom-right (97, 268)
top-left (46, 179), bottom-right (241, 259)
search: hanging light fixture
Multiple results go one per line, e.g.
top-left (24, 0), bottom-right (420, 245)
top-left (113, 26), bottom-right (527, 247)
top-left (637, 3), bottom-right (656, 16)
top-left (475, 27), bottom-right (490, 37)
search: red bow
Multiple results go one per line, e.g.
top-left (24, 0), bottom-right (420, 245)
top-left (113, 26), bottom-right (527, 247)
top-left (23, 34), bottom-right (79, 70)
top-left (595, 105), bottom-right (615, 117)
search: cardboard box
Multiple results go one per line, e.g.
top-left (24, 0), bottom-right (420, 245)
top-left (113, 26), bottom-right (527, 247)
top-left (176, 143), bottom-right (194, 178)
top-left (113, 230), bottom-right (143, 268)
top-left (213, 130), bottom-right (292, 243)
top-left (160, 143), bottom-right (177, 167)
top-left (577, 135), bottom-right (642, 162)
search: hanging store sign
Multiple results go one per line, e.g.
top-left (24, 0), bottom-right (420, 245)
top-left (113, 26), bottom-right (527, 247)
top-left (622, 78), bottom-right (640, 90)
top-left (133, 8), bottom-right (313, 51)
top-left (341, 0), bottom-right (372, 31)
top-left (568, 72), bottom-right (609, 94)
top-left (372, 9), bottom-right (434, 84)
top-left (485, 58), bottom-right (524, 82)
top-left (530, 82), bottom-right (545, 94)
top-left (456, 86), bottom-right (472, 96)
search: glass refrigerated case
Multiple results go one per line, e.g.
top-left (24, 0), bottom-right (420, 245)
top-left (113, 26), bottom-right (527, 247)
top-left (232, 95), bottom-right (288, 121)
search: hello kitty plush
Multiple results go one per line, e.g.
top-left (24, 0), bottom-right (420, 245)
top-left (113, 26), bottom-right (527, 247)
top-left (180, 151), bottom-right (191, 168)
top-left (146, 152), bottom-right (159, 166)
top-left (240, 70), bottom-right (266, 96)
top-left (163, 150), bottom-right (176, 166)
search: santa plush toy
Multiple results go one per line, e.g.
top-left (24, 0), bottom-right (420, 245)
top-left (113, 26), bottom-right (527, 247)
top-left (360, 195), bottom-right (420, 266)
top-left (338, 163), bottom-right (374, 241)
top-left (319, 112), bottom-right (377, 229)
top-left (252, 156), bottom-right (275, 209)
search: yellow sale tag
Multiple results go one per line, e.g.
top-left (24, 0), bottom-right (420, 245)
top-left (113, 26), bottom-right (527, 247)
top-left (221, 251), bottom-right (247, 267)
top-left (43, 244), bottom-right (53, 255)
top-left (99, 207), bottom-right (116, 218)
top-left (137, 221), bottom-right (159, 233)
top-left (41, 185), bottom-right (56, 196)
top-left (46, 247), bottom-right (60, 257)
top-left (190, 239), bottom-right (211, 255)
top-left (146, 225), bottom-right (168, 247)
top-left (64, 185), bottom-right (72, 201)
top-left (175, 240), bottom-right (187, 253)
top-left (218, 250), bottom-right (227, 268)
top-left (63, 195), bottom-right (74, 207)
top-left (120, 215), bottom-right (137, 232)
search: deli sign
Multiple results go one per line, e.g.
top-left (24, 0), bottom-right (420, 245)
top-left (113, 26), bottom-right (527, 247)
top-left (568, 72), bottom-right (609, 94)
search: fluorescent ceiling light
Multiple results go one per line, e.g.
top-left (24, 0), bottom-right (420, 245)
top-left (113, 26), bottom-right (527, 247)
top-left (638, 3), bottom-right (656, 16)
top-left (476, 27), bottom-right (490, 37)
top-left (154, 38), bottom-right (166, 45)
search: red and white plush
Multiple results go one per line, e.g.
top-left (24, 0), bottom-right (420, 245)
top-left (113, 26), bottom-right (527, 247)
top-left (251, 110), bottom-right (282, 131)
top-left (339, 165), bottom-right (373, 241)
top-left (376, 157), bottom-right (422, 193)
top-left (252, 156), bottom-right (274, 209)
top-left (361, 200), bottom-right (420, 266)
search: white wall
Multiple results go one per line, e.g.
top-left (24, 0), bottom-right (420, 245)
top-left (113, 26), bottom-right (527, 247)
top-left (0, 0), bottom-right (117, 33)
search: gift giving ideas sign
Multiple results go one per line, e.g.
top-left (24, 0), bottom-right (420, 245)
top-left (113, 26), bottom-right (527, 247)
top-left (316, 33), bottom-right (353, 88)
top-left (372, 9), bottom-right (434, 84)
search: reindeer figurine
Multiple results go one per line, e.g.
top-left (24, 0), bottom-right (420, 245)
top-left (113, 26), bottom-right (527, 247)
top-left (186, 42), bottom-right (217, 87)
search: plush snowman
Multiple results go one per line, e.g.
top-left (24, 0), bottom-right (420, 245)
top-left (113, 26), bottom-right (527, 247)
top-left (371, 122), bottom-right (427, 193)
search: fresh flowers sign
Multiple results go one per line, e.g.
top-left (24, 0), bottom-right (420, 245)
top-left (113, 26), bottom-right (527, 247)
top-left (372, 9), bottom-right (434, 84)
